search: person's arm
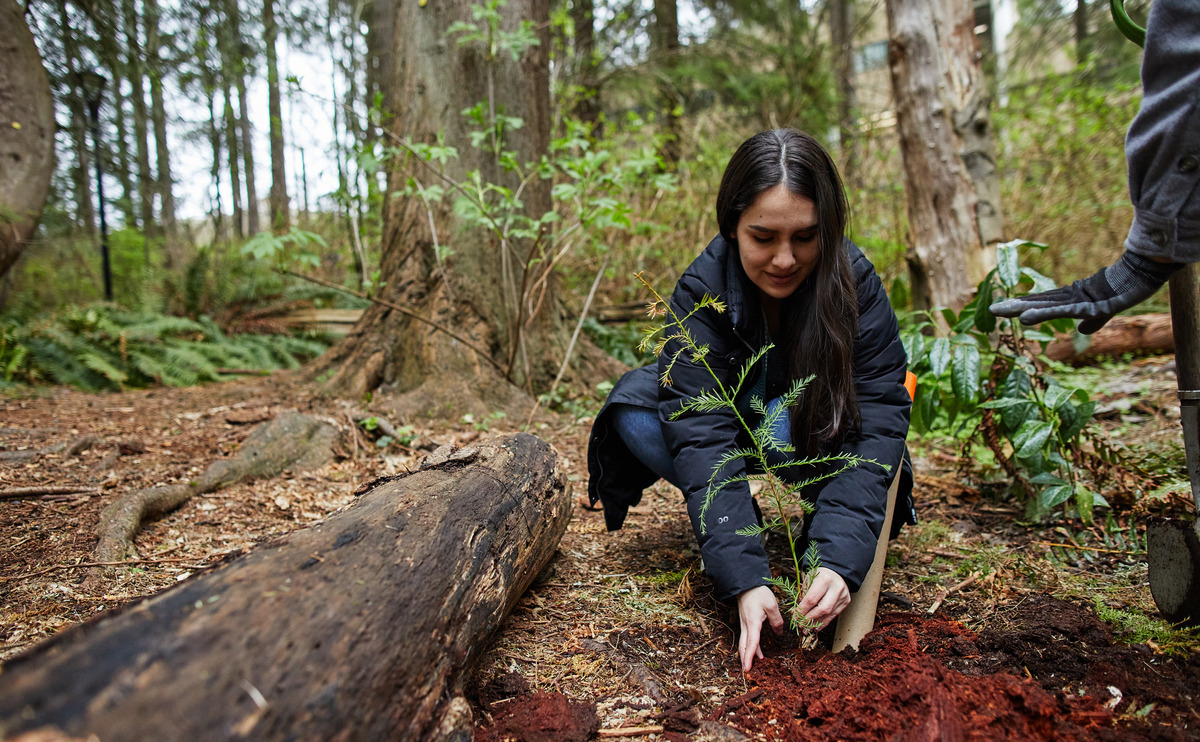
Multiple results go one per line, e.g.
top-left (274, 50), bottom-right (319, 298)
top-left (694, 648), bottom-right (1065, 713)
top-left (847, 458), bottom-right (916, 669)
top-left (801, 263), bottom-right (909, 600)
top-left (991, 0), bottom-right (1199, 331)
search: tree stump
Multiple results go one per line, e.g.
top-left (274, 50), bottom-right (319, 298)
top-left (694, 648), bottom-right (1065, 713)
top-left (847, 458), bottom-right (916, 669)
top-left (0, 433), bottom-right (570, 742)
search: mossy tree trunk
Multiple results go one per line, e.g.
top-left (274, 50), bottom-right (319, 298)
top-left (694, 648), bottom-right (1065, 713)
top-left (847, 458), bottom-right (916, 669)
top-left (317, 0), bottom-right (621, 416)
top-left (0, 0), bottom-right (55, 280)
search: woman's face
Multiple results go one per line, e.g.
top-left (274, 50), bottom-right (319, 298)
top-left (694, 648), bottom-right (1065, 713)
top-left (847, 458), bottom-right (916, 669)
top-left (735, 184), bottom-right (820, 304)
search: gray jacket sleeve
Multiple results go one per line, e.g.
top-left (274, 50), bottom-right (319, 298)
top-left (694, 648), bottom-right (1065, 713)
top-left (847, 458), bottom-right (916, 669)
top-left (1124, 0), bottom-right (1200, 263)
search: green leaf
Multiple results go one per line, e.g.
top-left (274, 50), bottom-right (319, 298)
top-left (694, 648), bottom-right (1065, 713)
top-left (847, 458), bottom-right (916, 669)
top-left (979, 397), bottom-right (1026, 410)
top-left (1020, 266), bottom-right (1059, 294)
top-left (929, 338), bottom-right (951, 378)
top-left (1040, 483), bottom-right (1073, 509)
top-left (1015, 420), bottom-right (1053, 459)
top-left (1042, 384), bottom-right (1073, 411)
top-left (997, 241), bottom-right (1021, 288)
top-left (1059, 400), bottom-right (1095, 442)
top-left (950, 343), bottom-right (981, 405)
top-left (1030, 472), bottom-right (1068, 486)
top-left (1023, 329), bottom-right (1057, 343)
top-left (973, 270), bottom-right (997, 333)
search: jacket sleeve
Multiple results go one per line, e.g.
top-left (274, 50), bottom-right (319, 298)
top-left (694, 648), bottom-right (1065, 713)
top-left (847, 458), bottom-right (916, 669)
top-left (804, 266), bottom-right (910, 593)
top-left (657, 273), bottom-right (772, 603)
top-left (1124, 0), bottom-right (1200, 263)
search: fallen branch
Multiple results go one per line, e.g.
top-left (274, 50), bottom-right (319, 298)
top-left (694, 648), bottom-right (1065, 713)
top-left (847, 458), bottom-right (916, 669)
top-left (279, 269), bottom-right (504, 374)
top-left (2, 555), bottom-right (219, 583)
top-left (927, 571), bottom-right (983, 614)
top-left (0, 435), bottom-right (104, 464)
top-left (1033, 541), bottom-right (1136, 555)
top-left (708, 689), bottom-right (764, 721)
top-left (597, 726), bottom-right (666, 738)
top-left (0, 486), bottom-right (102, 501)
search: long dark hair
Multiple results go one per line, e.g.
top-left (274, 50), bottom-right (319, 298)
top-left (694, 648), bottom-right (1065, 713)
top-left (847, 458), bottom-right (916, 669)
top-left (715, 129), bottom-right (859, 457)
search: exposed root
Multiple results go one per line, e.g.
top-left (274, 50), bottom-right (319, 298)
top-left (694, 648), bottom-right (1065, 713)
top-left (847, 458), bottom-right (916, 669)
top-left (90, 411), bottom-right (341, 568)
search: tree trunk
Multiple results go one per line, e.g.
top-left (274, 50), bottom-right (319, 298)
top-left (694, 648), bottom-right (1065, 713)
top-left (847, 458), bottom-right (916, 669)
top-left (1074, 0), bottom-right (1090, 66)
top-left (122, 0), bottom-right (155, 247)
top-left (206, 73), bottom-right (225, 240)
top-left (97, 17), bottom-right (138, 231)
top-left (265, 0), bottom-right (290, 234)
top-left (315, 0), bottom-right (621, 413)
top-left (227, 0), bottom-right (260, 236)
top-left (571, 0), bottom-right (600, 129)
top-left (0, 0), bottom-right (55, 280)
top-left (652, 0), bottom-right (681, 164)
top-left (224, 85), bottom-right (245, 238)
top-left (57, 0), bottom-right (95, 239)
top-left (886, 0), bottom-right (997, 314)
top-left (146, 0), bottom-right (183, 268)
top-left (0, 434), bottom-right (570, 742)
top-left (830, 0), bottom-right (859, 186)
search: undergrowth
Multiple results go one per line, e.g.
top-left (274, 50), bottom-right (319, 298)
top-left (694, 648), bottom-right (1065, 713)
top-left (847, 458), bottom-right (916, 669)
top-left (0, 305), bottom-right (330, 392)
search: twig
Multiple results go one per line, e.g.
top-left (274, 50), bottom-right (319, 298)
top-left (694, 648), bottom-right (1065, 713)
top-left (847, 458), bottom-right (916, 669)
top-left (3, 555), bottom-right (220, 583)
top-left (597, 726), bottom-right (665, 738)
top-left (927, 571), bottom-right (983, 614)
top-left (0, 485), bottom-right (102, 501)
top-left (1034, 541), bottom-right (1136, 555)
top-left (279, 269), bottom-right (503, 373)
top-left (708, 689), bottom-right (763, 720)
top-left (526, 255), bottom-right (608, 426)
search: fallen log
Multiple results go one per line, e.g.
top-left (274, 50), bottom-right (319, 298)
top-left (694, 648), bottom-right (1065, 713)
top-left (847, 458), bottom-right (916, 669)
top-left (0, 433), bottom-right (570, 742)
top-left (1043, 313), bottom-right (1174, 363)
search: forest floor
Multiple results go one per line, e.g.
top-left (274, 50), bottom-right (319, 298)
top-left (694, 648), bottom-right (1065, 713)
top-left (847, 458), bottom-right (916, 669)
top-left (2, 356), bottom-right (1199, 741)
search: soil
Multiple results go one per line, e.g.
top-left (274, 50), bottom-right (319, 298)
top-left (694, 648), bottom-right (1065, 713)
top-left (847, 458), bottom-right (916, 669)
top-left (2, 357), bottom-right (1198, 741)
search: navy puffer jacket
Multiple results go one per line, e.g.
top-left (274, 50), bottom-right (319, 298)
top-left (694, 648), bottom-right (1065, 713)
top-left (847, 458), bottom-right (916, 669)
top-left (587, 234), bottom-right (913, 601)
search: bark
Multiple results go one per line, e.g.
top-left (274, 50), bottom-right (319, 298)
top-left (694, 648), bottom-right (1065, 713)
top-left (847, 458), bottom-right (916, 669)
top-left (265, 0), bottom-right (290, 234)
top-left (652, 0), bottom-right (681, 164)
top-left (0, 433), bottom-right (569, 742)
top-left (223, 84), bottom-right (245, 238)
top-left (57, 0), bottom-right (95, 238)
top-left (93, 411), bottom-right (339, 563)
top-left (0, 0), bottom-right (55, 279)
top-left (145, 0), bottom-right (183, 267)
top-left (1043, 314), bottom-right (1175, 364)
top-left (227, 0), bottom-right (260, 235)
top-left (886, 0), bottom-right (998, 314)
top-left (315, 0), bottom-right (623, 412)
top-left (122, 0), bottom-right (155, 243)
top-left (571, 0), bottom-right (600, 129)
top-left (97, 17), bottom-right (137, 230)
top-left (204, 62), bottom-right (226, 239)
top-left (1074, 0), bottom-right (1090, 65)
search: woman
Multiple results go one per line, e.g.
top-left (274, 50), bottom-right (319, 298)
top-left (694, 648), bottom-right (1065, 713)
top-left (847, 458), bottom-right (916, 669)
top-left (586, 129), bottom-right (914, 672)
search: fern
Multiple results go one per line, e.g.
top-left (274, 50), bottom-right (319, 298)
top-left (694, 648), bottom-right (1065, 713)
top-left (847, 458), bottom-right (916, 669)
top-left (0, 305), bottom-right (332, 392)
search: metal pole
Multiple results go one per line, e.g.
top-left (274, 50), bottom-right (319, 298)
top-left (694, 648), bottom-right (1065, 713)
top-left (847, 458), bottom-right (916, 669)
top-left (1169, 264), bottom-right (1200, 513)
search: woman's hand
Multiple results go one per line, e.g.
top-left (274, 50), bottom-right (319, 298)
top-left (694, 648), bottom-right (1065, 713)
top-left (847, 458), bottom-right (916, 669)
top-left (797, 567), bottom-right (851, 630)
top-left (736, 585), bottom-right (784, 672)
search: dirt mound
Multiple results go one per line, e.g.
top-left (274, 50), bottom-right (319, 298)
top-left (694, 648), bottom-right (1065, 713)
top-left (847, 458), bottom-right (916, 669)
top-left (717, 601), bottom-right (1198, 741)
top-left (473, 689), bottom-right (600, 742)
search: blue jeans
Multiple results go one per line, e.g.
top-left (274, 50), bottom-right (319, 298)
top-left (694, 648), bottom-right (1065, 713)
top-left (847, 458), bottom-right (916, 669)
top-left (610, 399), bottom-right (792, 488)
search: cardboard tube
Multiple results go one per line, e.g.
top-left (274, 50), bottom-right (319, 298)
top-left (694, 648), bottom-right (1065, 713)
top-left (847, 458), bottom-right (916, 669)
top-left (831, 466), bottom-right (902, 652)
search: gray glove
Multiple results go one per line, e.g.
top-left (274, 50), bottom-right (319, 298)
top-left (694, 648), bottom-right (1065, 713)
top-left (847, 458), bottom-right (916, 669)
top-left (989, 251), bottom-right (1182, 335)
